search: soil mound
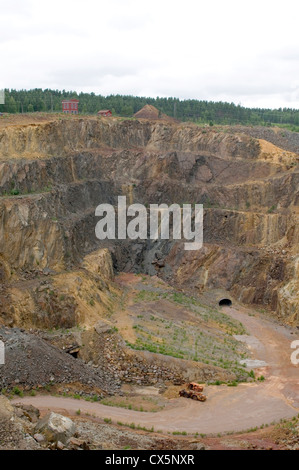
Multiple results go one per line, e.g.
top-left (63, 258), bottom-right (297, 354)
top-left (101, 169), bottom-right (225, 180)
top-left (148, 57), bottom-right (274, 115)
top-left (134, 104), bottom-right (178, 122)
top-left (0, 327), bottom-right (120, 392)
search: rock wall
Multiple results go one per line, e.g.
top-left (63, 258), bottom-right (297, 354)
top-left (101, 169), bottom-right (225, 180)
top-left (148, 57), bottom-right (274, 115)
top-left (0, 117), bottom-right (298, 324)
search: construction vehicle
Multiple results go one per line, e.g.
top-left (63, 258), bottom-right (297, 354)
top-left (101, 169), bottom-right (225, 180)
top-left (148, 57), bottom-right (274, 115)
top-left (187, 382), bottom-right (204, 392)
top-left (179, 382), bottom-right (207, 401)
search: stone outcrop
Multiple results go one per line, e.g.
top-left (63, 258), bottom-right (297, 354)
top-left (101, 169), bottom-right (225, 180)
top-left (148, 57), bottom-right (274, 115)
top-left (0, 395), bottom-right (41, 449)
top-left (0, 117), bottom-right (298, 324)
top-left (35, 412), bottom-right (76, 444)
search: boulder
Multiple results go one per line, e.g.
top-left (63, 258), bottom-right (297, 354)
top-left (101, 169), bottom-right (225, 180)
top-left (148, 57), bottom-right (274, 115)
top-left (14, 404), bottom-right (40, 423)
top-left (94, 320), bottom-right (113, 335)
top-left (35, 412), bottom-right (76, 444)
top-left (33, 433), bottom-right (45, 443)
top-left (0, 395), bottom-right (14, 422)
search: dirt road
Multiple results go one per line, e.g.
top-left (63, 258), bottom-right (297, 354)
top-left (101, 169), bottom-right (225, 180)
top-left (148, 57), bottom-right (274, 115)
top-left (13, 306), bottom-right (299, 434)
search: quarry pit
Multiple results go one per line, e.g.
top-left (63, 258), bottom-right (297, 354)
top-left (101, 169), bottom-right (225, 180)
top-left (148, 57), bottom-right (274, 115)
top-left (0, 113), bottom-right (298, 449)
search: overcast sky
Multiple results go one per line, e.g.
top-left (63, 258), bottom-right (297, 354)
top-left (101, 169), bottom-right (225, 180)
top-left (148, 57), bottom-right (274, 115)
top-left (1, 0), bottom-right (299, 108)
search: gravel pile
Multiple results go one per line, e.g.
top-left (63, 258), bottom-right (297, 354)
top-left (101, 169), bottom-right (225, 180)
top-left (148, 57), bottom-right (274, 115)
top-left (0, 327), bottom-right (120, 393)
top-left (229, 126), bottom-right (299, 154)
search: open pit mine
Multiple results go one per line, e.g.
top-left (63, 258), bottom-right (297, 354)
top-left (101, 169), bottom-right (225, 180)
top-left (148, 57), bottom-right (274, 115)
top-left (0, 114), bottom-right (298, 450)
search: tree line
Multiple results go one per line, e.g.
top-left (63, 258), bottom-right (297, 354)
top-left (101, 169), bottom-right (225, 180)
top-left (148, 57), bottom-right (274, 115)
top-left (1, 88), bottom-right (299, 128)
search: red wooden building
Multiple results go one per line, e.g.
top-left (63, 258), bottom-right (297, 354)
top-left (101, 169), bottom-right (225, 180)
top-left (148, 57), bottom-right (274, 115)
top-left (97, 109), bottom-right (112, 117)
top-left (62, 99), bottom-right (79, 114)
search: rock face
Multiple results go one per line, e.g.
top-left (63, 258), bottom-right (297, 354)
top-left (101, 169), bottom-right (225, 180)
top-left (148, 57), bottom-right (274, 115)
top-left (0, 395), bottom-right (41, 450)
top-left (0, 117), bottom-right (298, 324)
top-left (35, 412), bottom-right (76, 444)
top-left (277, 257), bottom-right (299, 321)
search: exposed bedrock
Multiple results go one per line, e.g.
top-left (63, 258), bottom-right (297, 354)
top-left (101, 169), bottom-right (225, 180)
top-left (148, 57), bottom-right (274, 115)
top-left (0, 118), bottom-right (298, 324)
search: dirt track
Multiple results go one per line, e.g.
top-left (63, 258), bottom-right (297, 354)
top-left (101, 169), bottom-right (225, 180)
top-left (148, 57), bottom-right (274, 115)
top-left (13, 305), bottom-right (299, 434)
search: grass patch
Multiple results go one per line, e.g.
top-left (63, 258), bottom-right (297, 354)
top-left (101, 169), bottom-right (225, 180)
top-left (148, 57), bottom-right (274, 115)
top-left (12, 387), bottom-right (24, 397)
top-left (116, 421), bottom-right (156, 432)
top-left (127, 287), bottom-right (249, 379)
top-left (100, 396), bottom-right (163, 412)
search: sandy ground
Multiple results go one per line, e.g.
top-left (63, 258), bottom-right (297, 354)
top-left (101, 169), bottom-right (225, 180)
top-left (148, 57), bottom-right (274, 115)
top-left (13, 305), bottom-right (299, 434)
top-left (0, 112), bottom-right (91, 129)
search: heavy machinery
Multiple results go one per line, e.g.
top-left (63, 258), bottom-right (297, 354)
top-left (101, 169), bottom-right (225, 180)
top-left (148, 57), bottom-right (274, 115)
top-left (188, 382), bottom-right (204, 392)
top-left (179, 382), bottom-right (207, 401)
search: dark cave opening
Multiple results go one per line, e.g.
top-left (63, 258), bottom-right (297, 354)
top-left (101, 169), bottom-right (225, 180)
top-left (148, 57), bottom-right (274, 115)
top-left (219, 298), bottom-right (232, 307)
top-left (66, 346), bottom-right (80, 358)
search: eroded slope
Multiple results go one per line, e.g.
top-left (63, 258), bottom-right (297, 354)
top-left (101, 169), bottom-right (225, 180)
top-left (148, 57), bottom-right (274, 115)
top-left (0, 116), bottom-right (298, 324)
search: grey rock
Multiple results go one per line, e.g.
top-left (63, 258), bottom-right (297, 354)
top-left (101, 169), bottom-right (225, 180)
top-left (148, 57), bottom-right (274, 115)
top-left (33, 433), bottom-right (45, 443)
top-left (35, 412), bottom-right (76, 444)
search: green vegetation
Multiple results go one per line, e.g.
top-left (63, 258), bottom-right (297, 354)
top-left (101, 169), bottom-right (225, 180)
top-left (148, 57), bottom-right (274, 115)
top-left (267, 205), bottom-right (277, 214)
top-left (116, 421), bottom-right (156, 432)
top-left (10, 189), bottom-right (20, 196)
top-left (134, 289), bottom-right (246, 335)
top-left (277, 415), bottom-right (299, 433)
top-left (85, 394), bottom-right (101, 402)
top-left (1, 184), bottom-right (53, 198)
top-left (100, 396), bottom-right (163, 413)
top-left (246, 426), bottom-right (258, 433)
top-left (227, 381), bottom-right (238, 387)
top-left (12, 387), bottom-right (24, 397)
top-left (2, 88), bottom-right (299, 127)
top-left (129, 286), bottom-right (249, 380)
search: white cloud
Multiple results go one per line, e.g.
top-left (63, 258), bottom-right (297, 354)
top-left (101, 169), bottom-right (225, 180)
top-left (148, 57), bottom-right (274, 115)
top-left (1, 0), bottom-right (299, 108)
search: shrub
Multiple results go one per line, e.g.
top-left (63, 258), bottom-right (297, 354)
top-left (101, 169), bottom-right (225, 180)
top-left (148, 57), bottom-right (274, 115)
top-left (12, 387), bottom-right (23, 396)
top-left (10, 189), bottom-right (20, 196)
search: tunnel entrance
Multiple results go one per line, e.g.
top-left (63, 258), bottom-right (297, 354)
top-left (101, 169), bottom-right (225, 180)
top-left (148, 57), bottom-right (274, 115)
top-left (65, 345), bottom-right (80, 358)
top-left (219, 298), bottom-right (232, 307)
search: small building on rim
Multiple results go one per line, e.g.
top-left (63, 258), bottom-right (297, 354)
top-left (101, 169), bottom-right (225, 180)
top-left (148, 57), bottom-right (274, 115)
top-left (97, 109), bottom-right (112, 117)
top-left (62, 99), bottom-right (79, 114)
